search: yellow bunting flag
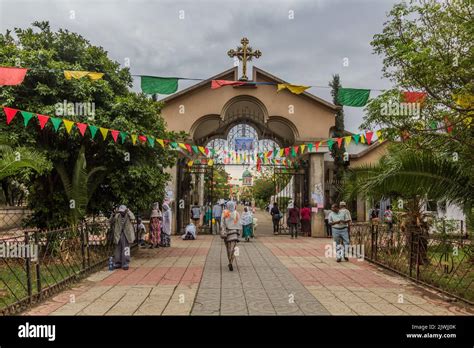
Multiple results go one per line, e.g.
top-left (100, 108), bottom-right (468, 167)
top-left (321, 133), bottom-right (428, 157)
top-left (376, 130), bottom-right (383, 141)
top-left (279, 149), bottom-right (284, 157)
top-left (100, 127), bottom-right (109, 140)
top-left (360, 134), bottom-right (366, 144)
top-left (178, 143), bottom-right (187, 150)
top-left (64, 71), bottom-right (104, 80)
top-left (300, 144), bottom-right (306, 153)
top-left (344, 136), bottom-right (352, 146)
top-left (131, 134), bottom-right (138, 145)
top-left (452, 93), bottom-right (474, 109)
top-left (208, 159), bottom-right (214, 166)
top-left (277, 84), bottom-right (310, 95)
top-left (157, 139), bottom-right (165, 148)
top-left (198, 146), bottom-right (206, 155)
top-left (63, 119), bottom-right (74, 134)
top-left (464, 117), bottom-right (473, 128)
top-left (187, 160), bottom-right (193, 167)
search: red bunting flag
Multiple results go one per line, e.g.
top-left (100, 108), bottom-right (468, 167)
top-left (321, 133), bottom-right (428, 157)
top-left (336, 137), bottom-right (343, 148)
top-left (0, 67), bottom-right (28, 86)
top-left (138, 135), bottom-right (147, 143)
top-left (3, 107), bottom-right (18, 124)
top-left (403, 91), bottom-right (427, 103)
top-left (284, 147), bottom-right (290, 157)
top-left (365, 131), bottom-right (373, 145)
top-left (76, 123), bottom-right (88, 136)
top-left (37, 114), bottom-right (50, 129)
top-left (256, 157), bottom-right (262, 172)
top-left (294, 145), bottom-right (299, 154)
top-left (185, 144), bottom-right (192, 153)
top-left (314, 141), bottom-right (320, 152)
top-left (205, 147), bottom-right (209, 156)
top-left (110, 130), bottom-right (119, 142)
top-left (211, 80), bottom-right (247, 89)
top-left (266, 150), bottom-right (273, 158)
top-left (444, 117), bottom-right (453, 133)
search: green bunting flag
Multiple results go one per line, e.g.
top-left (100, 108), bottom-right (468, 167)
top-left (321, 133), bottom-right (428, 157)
top-left (120, 131), bottom-right (127, 143)
top-left (327, 139), bottom-right (335, 149)
top-left (140, 76), bottom-right (179, 95)
top-left (148, 137), bottom-right (155, 147)
top-left (50, 117), bottom-right (62, 132)
top-left (337, 88), bottom-right (370, 107)
top-left (352, 134), bottom-right (360, 144)
top-left (21, 111), bottom-right (34, 127)
top-left (89, 125), bottom-right (98, 139)
top-left (307, 143), bottom-right (313, 152)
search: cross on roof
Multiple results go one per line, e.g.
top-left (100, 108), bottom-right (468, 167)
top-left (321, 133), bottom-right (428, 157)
top-left (227, 37), bottom-right (262, 81)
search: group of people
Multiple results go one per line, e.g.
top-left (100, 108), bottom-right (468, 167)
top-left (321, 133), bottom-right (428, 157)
top-left (269, 202), bottom-right (312, 238)
top-left (109, 202), bottom-right (172, 271)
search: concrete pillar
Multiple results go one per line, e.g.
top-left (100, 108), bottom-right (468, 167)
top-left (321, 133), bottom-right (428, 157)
top-left (357, 194), bottom-right (366, 222)
top-left (165, 165), bottom-right (178, 234)
top-left (309, 153), bottom-right (325, 237)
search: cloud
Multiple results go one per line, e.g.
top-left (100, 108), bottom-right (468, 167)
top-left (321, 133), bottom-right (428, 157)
top-left (0, 0), bottom-right (398, 132)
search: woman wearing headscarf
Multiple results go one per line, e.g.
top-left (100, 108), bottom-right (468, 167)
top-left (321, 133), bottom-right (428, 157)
top-left (241, 206), bottom-right (253, 242)
top-left (110, 205), bottom-right (135, 270)
top-left (221, 201), bottom-right (241, 271)
top-left (149, 209), bottom-right (162, 248)
top-left (161, 202), bottom-right (172, 247)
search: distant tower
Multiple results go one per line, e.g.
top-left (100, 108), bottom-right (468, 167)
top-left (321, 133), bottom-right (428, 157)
top-left (242, 169), bottom-right (253, 186)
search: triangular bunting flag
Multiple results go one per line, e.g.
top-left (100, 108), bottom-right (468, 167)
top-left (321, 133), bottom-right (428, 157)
top-left (63, 119), bottom-right (74, 134)
top-left (76, 123), bottom-right (88, 136)
top-left (187, 160), bottom-right (194, 167)
top-left (344, 136), bottom-right (352, 146)
top-left (120, 131), bottom-right (127, 143)
top-left (376, 130), bottom-right (383, 141)
top-left (285, 147), bottom-right (290, 157)
top-left (198, 146), bottom-right (206, 155)
top-left (336, 137), bottom-right (343, 148)
top-left (429, 121), bottom-right (438, 130)
top-left (192, 145), bottom-right (199, 154)
top-left (353, 134), bottom-right (360, 144)
top-left (4, 107), bottom-right (18, 124)
top-left (111, 130), bottom-right (120, 143)
top-left (21, 111), bottom-right (34, 127)
top-left (300, 144), bottom-right (306, 153)
top-left (131, 134), bottom-right (138, 145)
top-left (89, 125), bottom-right (98, 139)
top-left (147, 137), bottom-right (155, 147)
top-left (365, 131), bottom-right (373, 145)
top-left (315, 141), bottom-right (320, 152)
top-left (138, 135), bottom-right (147, 143)
top-left (50, 117), bottom-right (62, 132)
top-left (307, 143), bottom-right (313, 152)
top-left (178, 143), bottom-right (187, 150)
top-left (99, 127), bottom-right (109, 140)
top-left (327, 139), bottom-right (335, 150)
top-left (37, 114), bottom-right (50, 129)
top-left (360, 134), bottom-right (366, 144)
top-left (185, 144), bottom-right (192, 152)
top-left (157, 139), bottom-right (165, 148)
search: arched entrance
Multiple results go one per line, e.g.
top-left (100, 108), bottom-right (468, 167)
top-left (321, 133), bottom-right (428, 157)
top-left (176, 95), bottom-right (309, 235)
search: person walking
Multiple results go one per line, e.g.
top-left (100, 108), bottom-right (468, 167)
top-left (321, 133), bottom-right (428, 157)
top-left (323, 207), bottom-right (332, 237)
top-left (339, 201), bottom-right (352, 241)
top-left (161, 202), bottom-right (172, 247)
top-left (270, 202), bottom-right (281, 235)
top-left (288, 204), bottom-right (300, 239)
top-left (328, 203), bottom-right (351, 262)
top-left (300, 204), bottom-right (311, 237)
top-left (241, 206), bottom-right (253, 242)
top-left (221, 201), bottom-right (241, 271)
top-left (191, 202), bottom-right (201, 226)
top-left (148, 209), bottom-right (161, 248)
top-left (212, 201), bottom-right (223, 235)
top-left (110, 205), bottom-right (135, 270)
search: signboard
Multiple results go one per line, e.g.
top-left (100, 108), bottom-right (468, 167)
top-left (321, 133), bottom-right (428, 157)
top-left (234, 138), bottom-right (254, 151)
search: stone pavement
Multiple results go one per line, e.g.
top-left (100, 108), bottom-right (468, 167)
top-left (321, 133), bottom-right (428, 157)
top-left (24, 209), bottom-right (473, 316)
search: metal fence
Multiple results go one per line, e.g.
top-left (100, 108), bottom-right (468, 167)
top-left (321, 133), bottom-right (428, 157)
top-left (350, 222), bottom-right (473, 304)
top-left (0, 220), bottom-right (129, 315)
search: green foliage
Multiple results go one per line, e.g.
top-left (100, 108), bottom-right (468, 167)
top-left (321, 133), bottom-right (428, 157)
top-left (210, 165), bottom-right (230, 201)
top-left (253, 172), bottom-right (274, 206)
top-left (0, 22), bottom-right (177, 227)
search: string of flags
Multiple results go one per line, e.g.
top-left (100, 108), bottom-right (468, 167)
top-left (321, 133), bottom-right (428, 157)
top-left (2, 66), bottom-right (472, 110)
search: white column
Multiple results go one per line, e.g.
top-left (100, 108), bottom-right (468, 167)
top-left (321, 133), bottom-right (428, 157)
top-left (309, 153), bottom-right (325, 237)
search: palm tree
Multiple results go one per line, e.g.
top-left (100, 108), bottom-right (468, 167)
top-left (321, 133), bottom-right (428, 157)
top-left (0, 135), bottom-right (51, 182)
top-left (56, 145), bottom-right (106, 226)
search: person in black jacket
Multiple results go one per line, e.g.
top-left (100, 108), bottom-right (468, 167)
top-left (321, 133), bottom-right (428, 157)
top-left (270, 203), bottom-right (281, 235)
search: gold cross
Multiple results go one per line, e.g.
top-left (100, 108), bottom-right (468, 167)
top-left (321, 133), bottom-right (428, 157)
top-left (227, 37), bottom-right (262, 81)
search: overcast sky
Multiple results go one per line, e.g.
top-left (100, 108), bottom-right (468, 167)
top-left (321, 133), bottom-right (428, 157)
top-left (1, 0), bottom-right (399, 179)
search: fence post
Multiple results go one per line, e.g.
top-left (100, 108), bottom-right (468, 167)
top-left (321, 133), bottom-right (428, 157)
top-left (34, 231), bottom-right (41, 300)
top-left (24, 231), bottom-right (33, 305)
top-left (80, 222), bottom-right (86, 270)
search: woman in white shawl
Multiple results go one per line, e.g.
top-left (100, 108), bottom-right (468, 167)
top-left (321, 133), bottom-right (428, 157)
top-left (161, 202), bottom-right (172, 247)
top-left (221, 201), bottom-right (241, 271)
top-left (241, 206), bottom-right (253, 242)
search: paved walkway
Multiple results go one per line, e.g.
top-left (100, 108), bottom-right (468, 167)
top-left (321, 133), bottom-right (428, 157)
top-left (24, 209), bottom-right (473, 316)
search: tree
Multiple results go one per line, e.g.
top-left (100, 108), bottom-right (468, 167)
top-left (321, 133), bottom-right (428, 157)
top-left (252, 171), bottom-right (274, 208)
top-left (0, 22), bottom-right (177, 228)
top-left (329, 74), bottom-right (347, 203)
top-left (363, 0), bottom-right (473, 196)
top-left (211, 166), bottom-right (230, 201)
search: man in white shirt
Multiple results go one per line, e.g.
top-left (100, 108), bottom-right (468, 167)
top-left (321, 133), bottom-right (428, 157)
top-left (328, 203), bottom-right (351, 262)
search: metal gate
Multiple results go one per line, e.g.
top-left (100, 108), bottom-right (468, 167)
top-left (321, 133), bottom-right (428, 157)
top-left (176, 158), bottom-right (214, 235)
top-left (272, 164), bottom-right (309, 234)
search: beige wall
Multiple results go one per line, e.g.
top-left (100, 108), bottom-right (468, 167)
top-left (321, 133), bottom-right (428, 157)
top-left (160, 70), bottom-right (336, 142)
top-left (350, 141), bottom-right (389, 168)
